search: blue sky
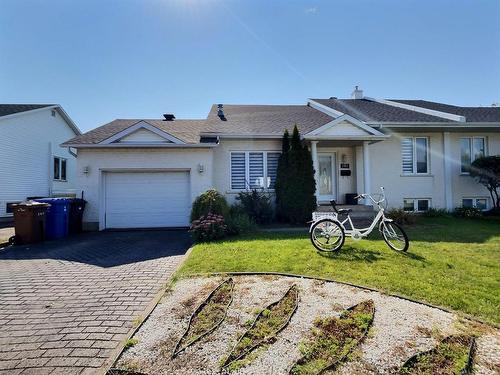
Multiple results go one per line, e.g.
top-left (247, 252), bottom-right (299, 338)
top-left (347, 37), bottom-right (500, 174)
top-left (1, 0), bottom-right (499, 132)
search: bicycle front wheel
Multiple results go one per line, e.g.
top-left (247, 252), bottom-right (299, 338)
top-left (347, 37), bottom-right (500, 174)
top-left (381, 221), bottom-right (409, 252)
top-left (310, 219), bottom-right (345, 252)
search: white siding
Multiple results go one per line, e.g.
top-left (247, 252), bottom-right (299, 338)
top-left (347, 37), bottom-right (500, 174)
top-left (76, 148), bottom-right (214, 230)
top-left (0, 108), bottom-right (78, 217)
top-left (118, 128), bottom-right (171, 143)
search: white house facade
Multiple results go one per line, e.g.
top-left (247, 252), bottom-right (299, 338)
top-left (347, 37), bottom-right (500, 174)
top-left (63, 89), bottom-right (500, 230)
top-left (0, 104), bottom-right (81, 218)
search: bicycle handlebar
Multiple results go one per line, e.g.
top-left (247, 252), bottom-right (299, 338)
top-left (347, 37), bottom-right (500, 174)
top-left (355, 187), bottom-right (386, 205)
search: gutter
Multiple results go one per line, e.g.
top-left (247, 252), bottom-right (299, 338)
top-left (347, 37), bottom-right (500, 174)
top-left (60, 143), bottom-right (219, 149)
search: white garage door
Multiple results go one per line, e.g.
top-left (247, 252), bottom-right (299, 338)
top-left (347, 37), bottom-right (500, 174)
top-left (104, 171), bottom-right (190, 229)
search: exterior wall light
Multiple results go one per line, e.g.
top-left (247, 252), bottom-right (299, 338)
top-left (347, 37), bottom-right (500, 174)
top-left (83, 166), bottom-right (90, 175)
top-left (198, 163), bottom-right (204, 173)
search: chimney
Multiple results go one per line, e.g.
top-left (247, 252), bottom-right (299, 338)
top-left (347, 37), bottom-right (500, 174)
top-left (217, 104), bottom-right (226, 121)
top-left (163, 113), bottom-right (175, 121)
top-left (351, 86), bottom-right (363, 99)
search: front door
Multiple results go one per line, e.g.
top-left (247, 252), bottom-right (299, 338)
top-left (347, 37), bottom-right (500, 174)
top-left (317, 153), bottom-right (336, 202)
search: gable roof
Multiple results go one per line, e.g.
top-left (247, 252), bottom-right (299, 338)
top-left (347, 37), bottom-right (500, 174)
top-left (311, 98), bottom-right (500, 123)
top-left (311, 99), bottom-right (452, 123)
top-left (202, 104), bottom-right (334, 136)
top-left (391, 100), bottom-right (500, 123)
top-left (0, 104), bottom-right (54, 117)
top-left (62, 119), bottom-right (207, 145)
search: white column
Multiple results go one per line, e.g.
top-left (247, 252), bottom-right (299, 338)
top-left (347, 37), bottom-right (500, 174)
top-left (311, 141), bottom-right (319, 197)
top-left (363, 141), bottom-right (371, 205)
top-left (443, 132), bottom-right (453, 210)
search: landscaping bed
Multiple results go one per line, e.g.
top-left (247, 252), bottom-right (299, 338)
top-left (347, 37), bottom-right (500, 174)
top-left (114, 275), bottom-right (500, 374)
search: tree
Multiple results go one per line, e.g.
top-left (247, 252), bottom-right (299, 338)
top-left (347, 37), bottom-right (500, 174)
top-left (275, 125), bottom-right (317, 223)
top-left (469, 155), bottom-right (500, 211)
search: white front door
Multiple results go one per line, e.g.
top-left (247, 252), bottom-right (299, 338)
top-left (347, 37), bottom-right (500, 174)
top-left (317, 153), bottom-right (336, 202)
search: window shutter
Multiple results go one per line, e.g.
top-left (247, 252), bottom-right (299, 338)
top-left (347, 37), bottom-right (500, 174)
top-left (249, 152), bottom-right (264, 188)
top-left (231, 152), bottom-right (246, 190)
top-left (266, 152), bottom-right (280, 188)
top-left (401, 138), bottom-right (414, 174)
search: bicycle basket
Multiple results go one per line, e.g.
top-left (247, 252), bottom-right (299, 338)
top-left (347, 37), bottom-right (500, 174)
top-left (312, 212), bottom-right (338, 222)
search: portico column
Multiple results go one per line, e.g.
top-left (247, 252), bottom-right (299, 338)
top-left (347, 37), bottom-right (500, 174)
top-left (363, 141), bottom-right (371, 205)
top-left (311, 141), bottom-right (319, 197)
top-left (443, 132), bottom-right (453, 210)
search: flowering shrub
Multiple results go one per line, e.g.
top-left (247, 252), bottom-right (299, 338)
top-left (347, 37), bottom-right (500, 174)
top-left (190, 213), bottom-right (227, 242)
top-left (453, 206), bottom-right (482, 218)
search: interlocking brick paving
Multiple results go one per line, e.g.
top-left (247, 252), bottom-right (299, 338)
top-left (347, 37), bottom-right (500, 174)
top-left (0, 231), bottom-right (190, 374)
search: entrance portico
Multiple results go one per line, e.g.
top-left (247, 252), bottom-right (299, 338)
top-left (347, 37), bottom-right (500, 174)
top-left (305, 114), bottom-right (389, 206)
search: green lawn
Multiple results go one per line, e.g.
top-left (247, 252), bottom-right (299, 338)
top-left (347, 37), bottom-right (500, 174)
top-left (177, 217), bottom-right (500, 326)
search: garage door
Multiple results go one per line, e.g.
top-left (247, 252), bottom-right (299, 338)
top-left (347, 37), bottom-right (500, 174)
top-left (104, 171), bottom-right (190, 229)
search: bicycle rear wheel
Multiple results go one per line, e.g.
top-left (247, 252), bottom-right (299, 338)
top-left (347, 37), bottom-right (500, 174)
top-left (381, 221), bottom-right (409, 252)
top-left (310, 219), bottom-right (345, 252)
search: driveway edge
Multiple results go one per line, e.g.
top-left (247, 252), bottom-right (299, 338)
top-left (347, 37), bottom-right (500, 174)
top-left (99, 245), bottom-right (194, 375)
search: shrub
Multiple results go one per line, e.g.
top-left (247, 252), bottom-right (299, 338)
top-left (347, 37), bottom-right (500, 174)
top-left (469, 156), bottom-right (500, 210)
top-left (191, 189), bottom-right (229, 221)
top-left (189, 213), bottom-right (227, 242)
top-left (275, 125), bottom-right (317, 224)
top-left (236, 189), bottom-right (274, 224)
top-left (386, 208), bottom-right (417, 225)
top-left (423, 208), bottom-right (451, 218)
top-left (453, 206), bottom-right (482, 218)
top-left (226, 212), bottom-right (257, 236)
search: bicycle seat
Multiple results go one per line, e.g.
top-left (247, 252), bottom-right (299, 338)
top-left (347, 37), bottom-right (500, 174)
top-left (337, 208), bottom-right (352, 215)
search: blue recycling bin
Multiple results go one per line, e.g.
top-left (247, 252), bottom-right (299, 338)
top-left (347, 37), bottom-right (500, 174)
top-left (34, 198), bottom-right (71, 240)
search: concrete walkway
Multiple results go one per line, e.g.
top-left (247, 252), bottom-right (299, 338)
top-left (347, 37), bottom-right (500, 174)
top-left (0, 231), bottom-right (191, 374)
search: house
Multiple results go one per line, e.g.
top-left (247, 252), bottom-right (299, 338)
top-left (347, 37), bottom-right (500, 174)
top-left (62, 88), bottom-right (500, 230)
top-left (0, 104), bottom-right (81, 219)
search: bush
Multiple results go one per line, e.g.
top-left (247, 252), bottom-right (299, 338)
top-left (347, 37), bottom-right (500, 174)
top-left (226, 212), bottom-right (257, 236)
top-left (423, 208), bottom-right (451, 218)
top-left (191, 189), bottom-right (229, 221)
top-left (236, 189), bottom-right (274, 224)
top-left (386, 208), bottom-right (417, 225)
top-left (189, 213), bottom-right (227, 242)
top-left (453, 206), bottom-right (482, 218)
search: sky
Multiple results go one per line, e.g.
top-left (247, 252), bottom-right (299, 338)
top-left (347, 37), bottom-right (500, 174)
top-left (1, 0), bottom-right (499, 132)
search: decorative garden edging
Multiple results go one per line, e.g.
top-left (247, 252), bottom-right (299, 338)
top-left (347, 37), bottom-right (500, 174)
top-left (221, 284), bottom-right (300, 371)
top-left (172, 277), bottom-right (234, 357)
top-left (193, 271), bottom-right (498, 329)
top-left (289, 300), bottom-right (375, 375)
top-left (398, 335), bottom-right (476, 374)
top-left (106, 368), bottom-right (149, 375)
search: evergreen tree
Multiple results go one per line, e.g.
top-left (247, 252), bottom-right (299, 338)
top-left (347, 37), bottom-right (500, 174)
top-left (275, 125), bottom-right (317, 223)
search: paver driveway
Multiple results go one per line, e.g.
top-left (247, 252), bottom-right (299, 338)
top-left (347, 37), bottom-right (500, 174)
top-left (0, 231), bottom-right (191, 375)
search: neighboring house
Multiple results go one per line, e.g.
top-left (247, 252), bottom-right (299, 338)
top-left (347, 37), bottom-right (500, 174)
top-left (0, 104), bottom-right (81, 219)
top-left (62, 88), bottom-right (500, 230)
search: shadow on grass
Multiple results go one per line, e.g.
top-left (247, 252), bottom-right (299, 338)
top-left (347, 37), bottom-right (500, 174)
top-left (316, 246), bottom-right (383, 263)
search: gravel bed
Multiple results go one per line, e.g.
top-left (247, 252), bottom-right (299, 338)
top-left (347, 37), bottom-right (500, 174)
top-left (116, 275), bottom-right (500, 375)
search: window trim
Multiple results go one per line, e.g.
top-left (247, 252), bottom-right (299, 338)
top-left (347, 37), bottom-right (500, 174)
top-left (229, 151), bottom-right (280, 192)
top-left (53, 156), bottom-right (68, 181)
top-left (462, 197), bottom-right (488, 211)
top-left (401, 136), bottom-right (430, 175)
top-left (403, 198), bottom-right (431, 213)
top-left (460, 136), bottom-right (486, 175)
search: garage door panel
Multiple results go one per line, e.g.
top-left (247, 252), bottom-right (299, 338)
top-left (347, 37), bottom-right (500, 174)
top-left (105, 171), bottom-right (190, 228)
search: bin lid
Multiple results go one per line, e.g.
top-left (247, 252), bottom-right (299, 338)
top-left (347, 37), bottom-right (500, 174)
top-left (35, 198), bottom-right (72, 205)
top-left (12, 200), bottom-right (50, 208)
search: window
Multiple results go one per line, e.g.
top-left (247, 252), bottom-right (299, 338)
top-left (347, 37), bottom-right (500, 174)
top-left (460, 137), bottom-right (485, 173)
top-left (230, 151), bottom-right (280, 190)
top-left (401, 137), bottom-right (429, 174)
top-left (403, 198), bottom-right (431, 212)
top-left (53, 157), bottom-right (67, 181)
top-left (462, 198), bottom-right (488, 211)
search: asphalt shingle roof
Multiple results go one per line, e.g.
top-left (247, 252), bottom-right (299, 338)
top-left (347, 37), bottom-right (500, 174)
top-left (203, 104), bottom-right (334, 135)
top-left (391, 100), bottom-right (500, 123)
top-left (312, 99), bottom-right (452, 123)
top-left (0, 104), bottom-right (54, 117)
top-left (62, 119), bottom-right (207, 145)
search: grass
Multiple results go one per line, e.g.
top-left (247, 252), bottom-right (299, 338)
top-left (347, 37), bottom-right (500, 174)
top-left (174, 278), bottom-right (233, 355)
top-left (290, 300), bottom-right (375, 375)
top-left (399, 335), bottom-right (475, 374)
top-left (222, 284), bottom-right (299, 371)
top-left (124, 338), bottom-right (139, 349)
top-left (177, 217), bottom-right (500, 325)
